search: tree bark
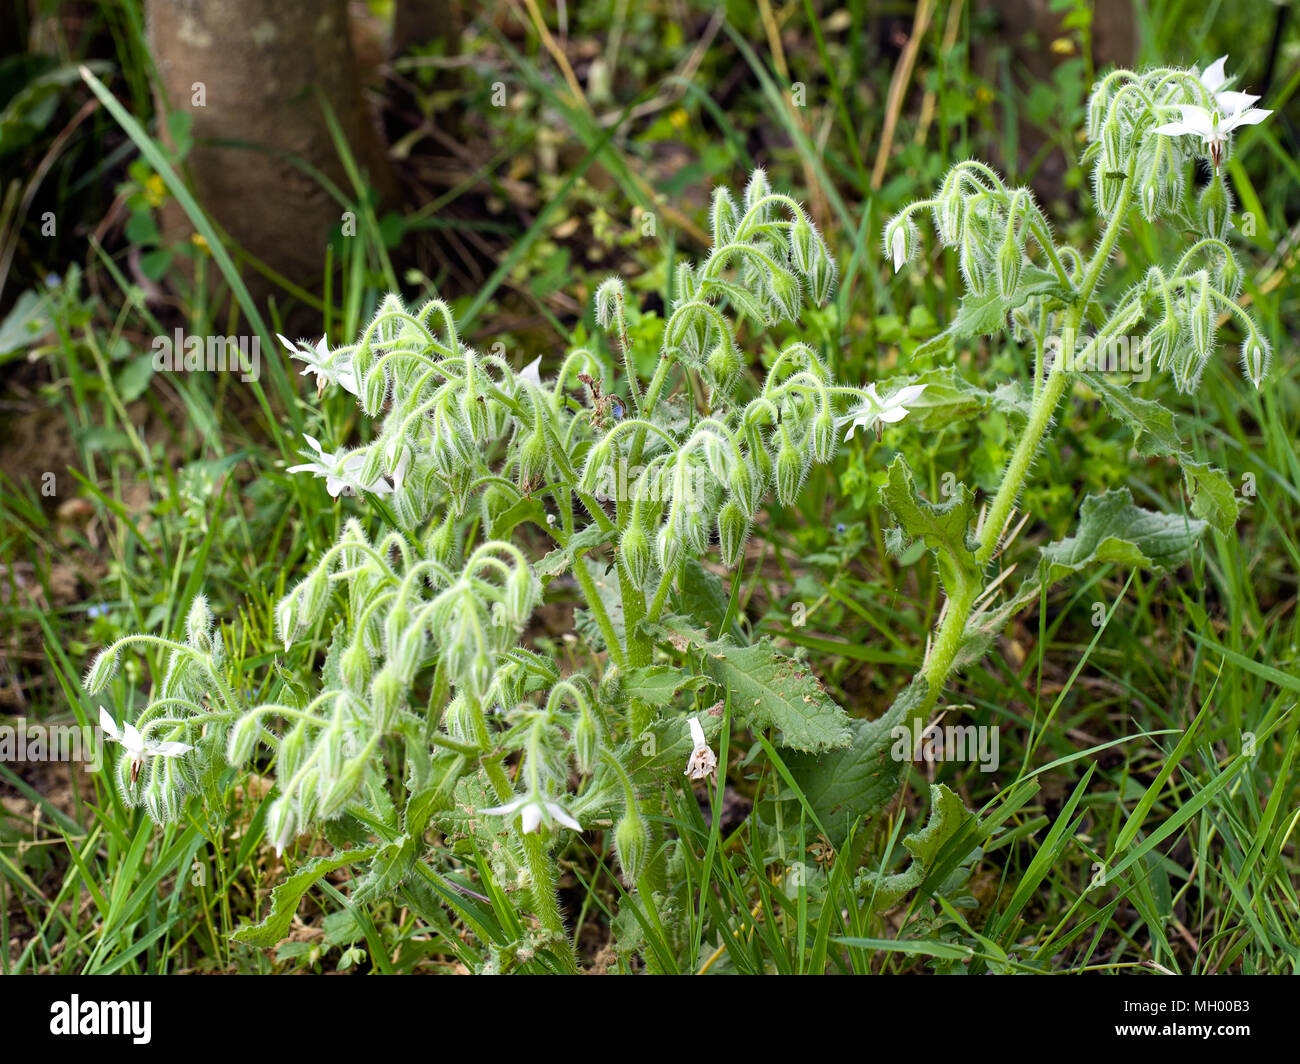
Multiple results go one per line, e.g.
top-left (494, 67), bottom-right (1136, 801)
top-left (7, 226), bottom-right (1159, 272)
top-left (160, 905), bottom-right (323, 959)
top-left (146, 0), bottom-right (395, 297)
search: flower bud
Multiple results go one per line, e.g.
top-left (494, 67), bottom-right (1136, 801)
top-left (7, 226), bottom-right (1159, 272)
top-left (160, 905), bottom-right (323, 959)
top-left (579, 439), bottom-right (613, 496)
top-left (706, 342), bottom-right (741, 388)
top-left (573, 705), bottom-right (599, 775)
top-left (276, 591), bottom-right (300, 651)
top-left (1217, 252), bottom-right (1242, 300)
top-left (1240, 329), bottom-right (1270, 388)
top-left (226, 712), bottom-right (263, 766)
top-left (370, 664), bottom-right (403, 732)
top-left (728, 460), bottom-right (762, 519)
top-left (775, 440), bottom-right (805, 507)
top-left (883, 215), bottom-right (914, 273)
top-left (717, 499), bottom-right (749, 567)
top-left (469, 653), bottom-right (494, 699)
top-left (997, 228), bottom-right (1022, 298)
top-left (300, 564), bottom-right (331, 625)
top-left (1190, 283), bottom-right (1214, 360)
top-left (361, 366), bottom-right (389, 416)
top-left (960, 224), bottom-right (986, 295)
top-left (766, 268), bottom-right (802, 322)
top-left (507, 564), bottom-right (537, 624)
top-left (655, 522), bottom-right (683, 574)
top-left (426, 513), bottom-right (458, 566)
top-left (1198, 175), bottom-right (1232, 240)
top-left (84, 647), bottom-right (119, 693)
top-left (340, 636), bottom-right (373, 693)
top-left (185, 595), bottom-right (214, 653)
top-left (710, 187), bottom-right (739, 245)
top-left (594, 276), bottom-right (624, 329)
top-left (620, 513), bottom-right (651, 588)
top-left (614, 804), bottom-right (650, 886)
top-left (808, 251), bottom-right (837, 306)
top-left (810, 409), bottom-right (836, 465)
top-left (267, 796), bottom-right (298, 857)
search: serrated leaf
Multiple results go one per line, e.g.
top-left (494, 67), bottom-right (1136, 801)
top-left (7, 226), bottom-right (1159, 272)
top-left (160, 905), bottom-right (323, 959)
top-left (1085, 373), bottom-right (1181, 457)
top-left (855, 783), bottom-right (976, 908)
top-left (699, 638), bottom-right (850, 753)
top-left (1038, 488), bottom-right (1206, 585)
top-left (1180, 460), bottom-right (1240, 535)
top-left (232, 844), bottom-right (381, 947)
top-left (785, 677), bottom-right (928, 845)
top-left (879, 455), bottom-right (979, 589)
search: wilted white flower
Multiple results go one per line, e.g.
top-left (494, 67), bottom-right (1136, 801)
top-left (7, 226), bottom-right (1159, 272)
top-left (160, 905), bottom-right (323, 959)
top-left (838, 383), bottom-right (928, 440)
top-left (684, 715), bottom-right (717, 781)
top-left (482, 792), bottom-right (581, 834)
top-left (278, 333), bottom-right (360, 398)
top-left (100, 706), bottom-right (191, 783)
top-left (286, 434), bottom-right (394, 498)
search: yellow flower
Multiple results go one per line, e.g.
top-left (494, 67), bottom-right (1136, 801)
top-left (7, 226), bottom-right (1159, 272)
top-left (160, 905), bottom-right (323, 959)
top-left (190, 233), bottom-right (209, 253)
top-left (144, 174), bottom-right (166, 208)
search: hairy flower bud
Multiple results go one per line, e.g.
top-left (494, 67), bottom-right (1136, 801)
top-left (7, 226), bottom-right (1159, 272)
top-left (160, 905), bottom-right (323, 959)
top-left (775, 440), bottom-right (805, 507)
top-left (185, 595), bottom-right (214, 654)
top-left (710, 186), bottom-right (739, 245)
top-left (1198, 175), bottom-right (1232, 240)
top-left (361, 366), bottom-right (389, 417)
top-left (1240, 329), bottom-right (1270, 388)
top-left (84, 646), bottom-right (119, 694)
top-left (614, 803), bottom-right (650, 886)
top-left (1190, 282), bottom-right (1214, 360)
top-left (810, 409), bottom-right (836, 465)
top-left (717, 499), bottom-right (749, 567)
top-left (573, 705), bottom-right (599, 775)
top-left (655, 522), bottom-right (683, 574)
top-left (370, 664), bottom-right (402, 732)
top-left (706, 342), bottom-right (741, 388)
top-left (728, 459), bottom-right (762, 519)
top-left (620, 512), bottom-right (651, 588)
top-left (226, 712), bottom-right (263, 766)
top-left (340, 636), bottom-right (373, 693)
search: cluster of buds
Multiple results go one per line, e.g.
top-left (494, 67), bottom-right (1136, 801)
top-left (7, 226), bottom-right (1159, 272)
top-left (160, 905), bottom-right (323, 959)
top-left (886, 56), bottom-right (1272, 396)
top-left (83, 595), bottom-right (229, 824)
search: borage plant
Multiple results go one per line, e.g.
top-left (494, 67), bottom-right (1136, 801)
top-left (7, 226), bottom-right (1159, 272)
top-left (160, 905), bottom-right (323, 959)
top-left (85, 170), bottom-right (930, 971)
top-left (81, 56), bottom-right (1276, 973)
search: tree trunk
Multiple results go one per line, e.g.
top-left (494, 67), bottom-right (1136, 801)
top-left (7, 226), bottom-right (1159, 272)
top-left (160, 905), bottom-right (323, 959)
top-left (146, 0), bottom-right (395, 298)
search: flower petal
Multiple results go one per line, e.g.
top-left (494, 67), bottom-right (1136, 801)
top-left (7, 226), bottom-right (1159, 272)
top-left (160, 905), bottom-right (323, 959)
top-left (1199, 55), bottom-right (1228, 92)
top-left (98, 706), bottom-right (122, 743)
top-left (546, 801), bottom-right (581, 832)
top-left (520, 802), bottom-right (543, 834)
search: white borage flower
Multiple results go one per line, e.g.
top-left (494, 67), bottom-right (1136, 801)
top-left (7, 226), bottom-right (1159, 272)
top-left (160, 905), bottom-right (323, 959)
top-left (684, 715), bottom-right (717, 781)
top-left (277, 333), bottom-right (360, 398)
top-left (518, 356), bottom-right (543, 389)
top-left (837, 383), bottom-right (928, 441)
top-left (1154, 100), bottom-right (1271, 170)
top-left (1193, 55), bottom-right (1260, 113)
top-left (482, 792), bottom-right (582, 834)
top-left (286, 434), bottom-right (394, 498)
top-left (99, 706), bottom-right (192, 784)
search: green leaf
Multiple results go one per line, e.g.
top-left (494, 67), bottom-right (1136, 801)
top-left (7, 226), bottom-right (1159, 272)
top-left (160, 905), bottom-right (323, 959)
top-left (1038, 488), bottom-right (1206, 585)
top-left (784, 677), bottom-right (928, 846)
top-left (1180, 460), bottom-right (1240, 535)
top-left (1084, 373), bottom-right (1181, 458)
top-left (879, 455), bottom-right (979, 590)
top-left (672, 557), bottom-right (744, 642)
top-left (855, 783), bottom-right (976, 908)
top-left (621, 664), bottom-right (696, 703)
top-left (232, 844), bottom-right (381, 947)
top-left (699, 638), bottom-right (851, 753)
